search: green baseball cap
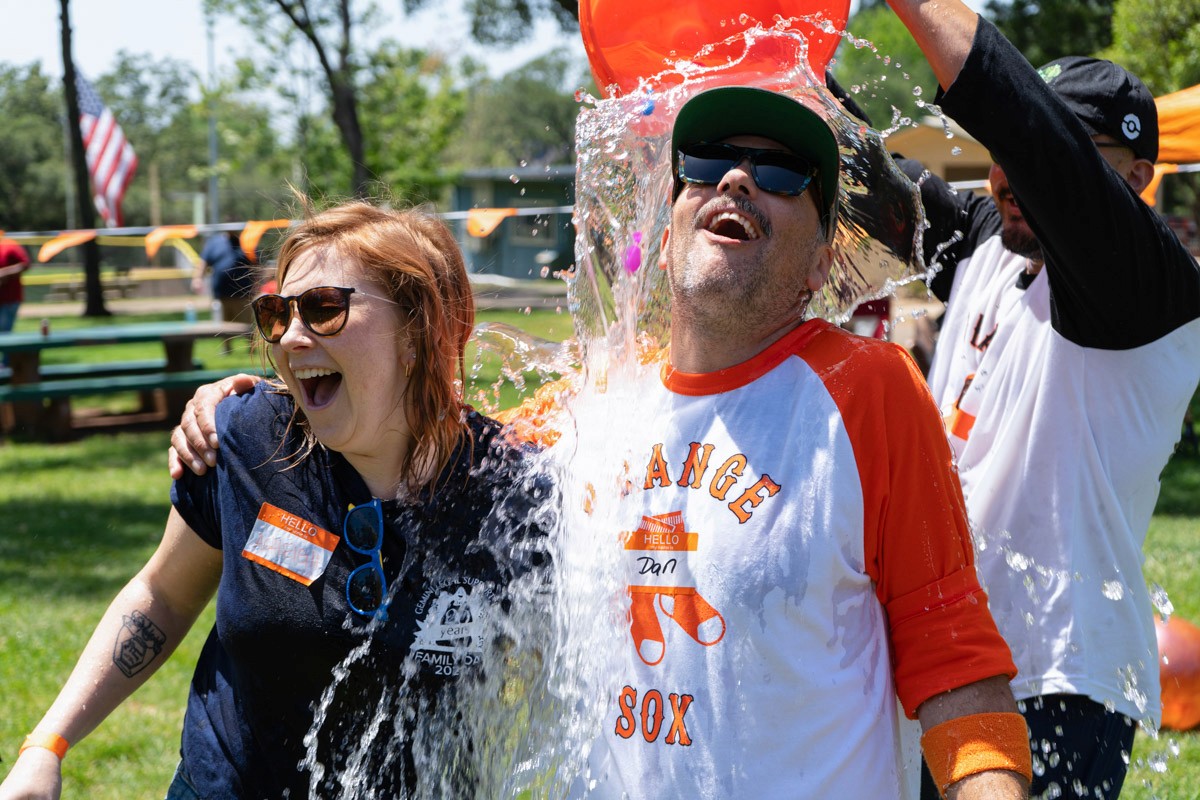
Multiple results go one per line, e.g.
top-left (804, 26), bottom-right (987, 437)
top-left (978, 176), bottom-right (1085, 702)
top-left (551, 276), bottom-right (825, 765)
top-left (671, 86), bottom-right (840, 231)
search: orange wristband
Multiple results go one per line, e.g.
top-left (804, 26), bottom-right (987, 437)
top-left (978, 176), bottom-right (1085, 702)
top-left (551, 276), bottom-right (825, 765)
top-left (19, 732), bottom-right (69, 760)
top-left (921, 711), bottom-right (1031, 793)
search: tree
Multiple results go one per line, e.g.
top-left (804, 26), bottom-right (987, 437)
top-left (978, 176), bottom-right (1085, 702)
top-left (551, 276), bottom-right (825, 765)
top-left (830, 5), bottom-right (937, 131)
top-left (0, 64), bottom-right (68, 232)
top-left (1102, 0), bottom-right (1200, 226)
top-left (404, 0), bottom-right (578, 46)
top-left (60, 0), bottom-right (107, 317)
top-left (358, 45), bottom-right (469, 201)
top-left (449, 48), bottom-right (588, 169)
top-left (1101, 0), bottom-right (1200, 94)
top-left (984, 0), bottom-right (1116, 66)
top-left (209, 0), bottom-right (376, 196)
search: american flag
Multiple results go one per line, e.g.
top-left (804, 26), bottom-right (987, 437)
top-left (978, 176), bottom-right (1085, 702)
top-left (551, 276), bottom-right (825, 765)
top-left (75, 73), bottom-right (138, 227)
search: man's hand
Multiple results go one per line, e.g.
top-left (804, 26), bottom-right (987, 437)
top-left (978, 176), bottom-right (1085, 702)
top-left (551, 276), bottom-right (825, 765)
top-left (167, 373), bottom-right (263, 478)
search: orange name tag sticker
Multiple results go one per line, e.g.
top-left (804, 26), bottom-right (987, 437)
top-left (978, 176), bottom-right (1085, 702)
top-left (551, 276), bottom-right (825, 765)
top-left (242, 502), bottom-right (340, 586)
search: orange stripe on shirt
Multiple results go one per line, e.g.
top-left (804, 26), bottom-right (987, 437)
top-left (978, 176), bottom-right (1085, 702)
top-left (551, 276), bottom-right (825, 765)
top-left (793, 320), bottom-right (1015, 718)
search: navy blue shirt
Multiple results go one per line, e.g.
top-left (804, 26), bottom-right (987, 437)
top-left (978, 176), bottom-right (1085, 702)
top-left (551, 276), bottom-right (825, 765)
top-left (171, 385), bottom-right (550, 798)
top-left (200, 235), bottom-right (256, 300)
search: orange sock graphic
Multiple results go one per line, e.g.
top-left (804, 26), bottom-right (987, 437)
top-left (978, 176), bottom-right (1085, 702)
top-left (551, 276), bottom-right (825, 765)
top-left (630, 589), bottom-right (667, 666)
top-left (659, 588), bottom-right (726, 646)
top-left (624, 512), bottom-right (725, 665)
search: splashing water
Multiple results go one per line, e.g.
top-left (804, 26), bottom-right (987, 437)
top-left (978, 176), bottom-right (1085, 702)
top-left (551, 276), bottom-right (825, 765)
top-left (569, 21), bottom-right (931, 368)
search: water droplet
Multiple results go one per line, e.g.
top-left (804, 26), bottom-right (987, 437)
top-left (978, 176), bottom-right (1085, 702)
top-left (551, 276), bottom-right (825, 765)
top-left (738, 12), bottom-right (749, 24)
top-left (519, 159), bottom-right (528, 168)
top-left (1102, 580), bottom-right (1125, 600)
top-left (912, 85), bottom-right (923, 97)
top-left (1151, 583), bottom-right (1174, 620)
top-left (509, 174), bottom-right (520, 184)
top-left (951, 146), bottom-right (963, 156)
top-left (1005, 550), bottom-right (1033, 572)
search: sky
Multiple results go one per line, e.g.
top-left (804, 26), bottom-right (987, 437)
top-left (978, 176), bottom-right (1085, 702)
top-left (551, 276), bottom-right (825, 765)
top-left (3, 0), bottom-right (585, 83)
top-left (5, 0), bottom-right (984, 86)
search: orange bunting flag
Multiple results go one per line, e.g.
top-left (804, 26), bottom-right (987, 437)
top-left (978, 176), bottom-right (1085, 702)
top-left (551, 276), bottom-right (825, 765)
top-left (37, 230), bottom-right (98, 263)
top-left (467, 208), bottom-right (517, 238)
top-left (240, 219), bottom-right (292, 263)
top-left (1141, 163), bottom-right (1180, 207)
top-left (1156, 84), bottom-right (1200, 167)
top-left (145, 225), bottom-right (198, 259)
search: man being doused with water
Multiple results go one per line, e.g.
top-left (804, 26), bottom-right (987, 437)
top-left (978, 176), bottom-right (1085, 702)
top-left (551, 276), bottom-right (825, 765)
top-left (534, 86), bottom-right (1027, 800)
top-left (881, 1), bottom-right (1200, 797)
top-left (0, 202), bottom-right (551, 800)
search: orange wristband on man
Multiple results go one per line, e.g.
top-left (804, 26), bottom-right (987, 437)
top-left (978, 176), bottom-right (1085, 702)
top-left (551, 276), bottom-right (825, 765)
top-left (19, 732), bottom-right (70, 760)
top-left (921, 711), bottom-right (1031, 795)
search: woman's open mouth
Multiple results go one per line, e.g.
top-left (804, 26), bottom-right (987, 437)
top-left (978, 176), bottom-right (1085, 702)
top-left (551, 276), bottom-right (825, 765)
top-left (293, 367), bottom-right (343, 408)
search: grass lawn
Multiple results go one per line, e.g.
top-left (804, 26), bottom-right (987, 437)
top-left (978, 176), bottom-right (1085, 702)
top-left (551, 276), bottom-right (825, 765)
top-left (1, 308), bottom-right (1199, 797)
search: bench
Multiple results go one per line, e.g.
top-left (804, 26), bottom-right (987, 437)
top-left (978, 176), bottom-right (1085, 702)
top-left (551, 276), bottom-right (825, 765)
top-left (43, 276), bottom-right (141, 303)
top-left (0, 367), bottom-right (268, 440)
top-left (0, 358), bottom-right (203, 386)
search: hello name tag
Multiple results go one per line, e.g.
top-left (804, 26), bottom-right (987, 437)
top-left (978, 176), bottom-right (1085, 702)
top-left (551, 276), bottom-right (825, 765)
top-left (242, 502), bottom-right (340, 586)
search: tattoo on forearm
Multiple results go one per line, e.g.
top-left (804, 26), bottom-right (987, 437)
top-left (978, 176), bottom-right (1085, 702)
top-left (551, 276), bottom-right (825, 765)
top-left (112, 610), bottom-right (167, 677)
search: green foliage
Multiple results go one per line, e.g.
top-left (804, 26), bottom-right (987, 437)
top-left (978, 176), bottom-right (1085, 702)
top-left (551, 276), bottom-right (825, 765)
top-left (448, 48), bottom-right (588, 169)
top-left (93, 51), bottom-right (295, 227)
top-left (0, 63), bottom-right (68, 232)
top-left (831, 6), bottom-right (938, 131)
top-left (1101, 0), bottom-right (1200, 95)
top-left (984, 0), bottom-right (1116, 66)
top-left (404, 0), bottom-right (579, 47)
top-left (359, 46), bottom-right (468, 202)
top-left (207, 0), bottom-right (379, 195)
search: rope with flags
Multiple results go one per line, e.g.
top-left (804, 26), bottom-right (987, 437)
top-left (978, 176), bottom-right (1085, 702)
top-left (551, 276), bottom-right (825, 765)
top-left (75, 73), bottom-right (138, 228)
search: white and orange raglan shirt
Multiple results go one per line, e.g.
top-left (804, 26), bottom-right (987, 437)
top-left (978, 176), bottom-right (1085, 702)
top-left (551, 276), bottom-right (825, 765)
top-left (566, 319), bottom-right (1016, 799)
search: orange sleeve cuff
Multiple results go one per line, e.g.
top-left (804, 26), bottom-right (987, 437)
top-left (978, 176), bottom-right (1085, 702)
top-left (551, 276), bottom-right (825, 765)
top-left (921, 711), bottom-right (1031, 794)
top-left (887, 567), bottom-right (1017, 718)
top-left (20, 732), bottom-right (70, 760)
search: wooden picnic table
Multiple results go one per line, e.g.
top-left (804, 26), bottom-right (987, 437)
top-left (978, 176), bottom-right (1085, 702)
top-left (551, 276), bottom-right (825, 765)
top-left (0, 321), bottom-right (253, 439)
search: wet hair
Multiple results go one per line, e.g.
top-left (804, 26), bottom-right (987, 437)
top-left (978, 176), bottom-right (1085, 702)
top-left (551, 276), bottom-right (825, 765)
top-left (269, 200), bottom-right (475, 497)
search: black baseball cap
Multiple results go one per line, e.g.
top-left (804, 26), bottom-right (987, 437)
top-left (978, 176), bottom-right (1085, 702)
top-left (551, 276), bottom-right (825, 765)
top-left (1037, 56), bottom-right (1159, 162)
top-left (671, 86), bottom-right (840, 231)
